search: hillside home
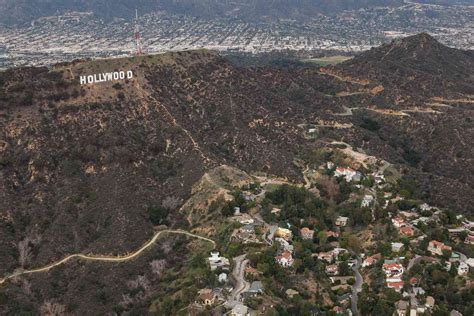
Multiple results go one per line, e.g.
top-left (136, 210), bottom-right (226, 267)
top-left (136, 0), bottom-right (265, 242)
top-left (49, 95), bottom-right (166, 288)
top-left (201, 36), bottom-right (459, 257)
top-left (325, 264), bottom-right (339, 276)
top-left (335, 216), bottom-right (349, 227)
top-left (196, 289), bottom-right (218, 306)
top-left (428, 240), bottom-right (452, 256)
top-left (392, 216), bottom-right (406, 228)
top-left (465, 233), bottom-right (474, 245)
top-left (275, 227), bottom-right (293, 241)
top-left (362, 256), bottom-right (377, 268)
top-left (382, 263), bottom-right (404, 277)
top-left (386, 278), bottom-right (404, 292)
top-left (316, 251), bottom-right (335, 263)
top-left (395, 300), bottom-right (408, 316)
top-left (334, 167), bottom-right (357, 182)
top-left (325, 230), bottom-right (340, 239)
top-left (361, 195), bottom-right (374, 208)
top-left (231, 303), bottom-right (248, 316)
top-left (391, 242), bottom-right (404, 252)
top-left (208, 251), bottom-right (230, 271)
top-left (275, 251), bottom-right (294, 267)
top-left (300, 227), bottom-right (315, 240)
top-left (399, 226), bottom-right (415, 237)
top-left (458, 262), bottom-right (469, 276)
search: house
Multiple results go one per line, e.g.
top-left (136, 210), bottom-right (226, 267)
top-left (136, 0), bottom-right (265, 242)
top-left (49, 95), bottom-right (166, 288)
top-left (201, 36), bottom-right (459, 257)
top-left (316, 251), bottom-right (335, 263)
top-left (275, 251), bottom-right (294, 267)
top-left (231, 303), bottom-right (248, 316)
top-left (285, 288), bottom-right (299, 298)
top-left (275, 237), bottom-right (294, 252)
top-left (425, 296), bottom-right (435, 309)
top-left (462, 219), bottom-right (474, 230)
top-left (337, 293), bottom-right (352, 306)
top-left (325, 230), bottom-right (340, 239)
top-left (362, 256), bottom-right (377, 268)
top-left (386, 278), bottom-right (404, 292)
top-left (419, 203), bottom-right (431, 211)
top-left (374, 173), bottom-right (385, 184)
top-left (327, 161), bottom-right (335, 170)
top-left (399, 226), bottom-right (415, 237)
top-left (218, 273), bottom-right (227, 283)
top-left (275, 227), bottom-right (293, 241)
top-left (391, 242), bottom-right (404, 253)
top-left (244, 267), bottom-right (259, 277)
top-left (448, 228), bottom-right (466, 239)
top-left (234, 213), bottom-right (254, 225)
top-left (428, 240), bottom-right (452, 256)
top-left (247, 281), bottom-right (264, 295)
top-left (458, 262), bottom-right (469, 276)
top-left (331, 306), bottom-right (344, 314)
top-left (361, 195), bottom-right (374, 208)
top-left (271, 207), bottom-right (281, 215)
top-left (325, 264), bottom-right (338, 276)
top-left (300, 227), bottom-right (315, 240)
top-left (466, 258), bottom-right (474, 268)
top-left (395, 300), bottom-right (409, 316)
top-left (465, 233), bottom-right (474, 245)
top-left (450, 310), bottom-right (462, 316)
top-left (382, 263), bottom-right (404, 277)
top-left (392, 216), bottom-right (406, 228)
top-left (412, 287), bottom-right (425, 296)
top-left (196, 290), bottom-right (218, 306)
top-left (208, 251), bottom-right (230, 271)
top-left (335, 216), bottom-right (349, 227)
top-left (334, 167), bottom-right (357, 182)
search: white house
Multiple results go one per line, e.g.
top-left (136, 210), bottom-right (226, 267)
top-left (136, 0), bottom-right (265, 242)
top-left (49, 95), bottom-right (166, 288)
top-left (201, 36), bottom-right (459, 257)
top-left (336, 216), bottom-right (349, 227)
top-left (391, 242), bottom-right (404, 253)
top-left (208, 251), bottom-right (230, 271)
top-left (275, 251), bottom-right (294, 267)
top-left (458, 262), bottom-right (469, 276)
top-left (334, 167), bottom-right (357, 182)
top-left (361, 195), bottom-right (374, 208)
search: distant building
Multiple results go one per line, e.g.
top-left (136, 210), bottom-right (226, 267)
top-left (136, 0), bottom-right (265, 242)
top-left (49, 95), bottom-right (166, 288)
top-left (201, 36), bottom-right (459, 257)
top-left (386, 278), bottom-right (404, 292)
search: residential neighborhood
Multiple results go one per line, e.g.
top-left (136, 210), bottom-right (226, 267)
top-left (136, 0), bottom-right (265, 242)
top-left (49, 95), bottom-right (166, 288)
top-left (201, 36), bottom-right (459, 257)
top-left (180, 146), bottom-right (474, 315)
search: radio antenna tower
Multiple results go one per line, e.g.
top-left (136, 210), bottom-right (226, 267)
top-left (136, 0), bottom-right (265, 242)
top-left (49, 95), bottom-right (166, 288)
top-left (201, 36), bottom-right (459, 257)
top-left (134, 8), bottom-right (143, 55)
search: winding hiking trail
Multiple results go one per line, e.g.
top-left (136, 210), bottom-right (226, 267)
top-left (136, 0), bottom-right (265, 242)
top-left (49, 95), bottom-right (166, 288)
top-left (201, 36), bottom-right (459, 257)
top-left (0, 230), bottom-right (215, 285)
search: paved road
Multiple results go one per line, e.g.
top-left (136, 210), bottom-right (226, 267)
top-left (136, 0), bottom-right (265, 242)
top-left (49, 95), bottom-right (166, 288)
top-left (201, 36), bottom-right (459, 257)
top-left (0, 229), bottom-right (215, 285)
top-left (351, 257), bottom-right (363, 316)
top-left (226, 254), bottom-right (250, 308)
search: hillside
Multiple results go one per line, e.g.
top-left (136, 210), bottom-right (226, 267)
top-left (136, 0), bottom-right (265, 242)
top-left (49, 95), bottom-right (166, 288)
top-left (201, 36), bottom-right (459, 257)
top-left (0, 34), bottom-right (473, 314)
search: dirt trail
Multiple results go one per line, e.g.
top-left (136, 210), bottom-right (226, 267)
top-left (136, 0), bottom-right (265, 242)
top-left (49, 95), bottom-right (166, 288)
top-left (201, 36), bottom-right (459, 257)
top-left (0, 230), bottom-right (215, 285)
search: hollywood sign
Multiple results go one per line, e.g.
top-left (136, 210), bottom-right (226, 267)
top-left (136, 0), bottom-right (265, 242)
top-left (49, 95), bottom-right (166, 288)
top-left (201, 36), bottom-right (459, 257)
top-left (80, 70), bottom-right (134, 85)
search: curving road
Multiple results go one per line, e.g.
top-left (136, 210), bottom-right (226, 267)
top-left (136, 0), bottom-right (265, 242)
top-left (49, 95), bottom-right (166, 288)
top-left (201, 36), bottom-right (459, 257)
top-left (226, 254), bottom-right (250, 308)
top-left (351, 257), bottom-right (363, 316)
top-left (0, 230), bottom-right (215, 285)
